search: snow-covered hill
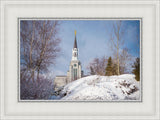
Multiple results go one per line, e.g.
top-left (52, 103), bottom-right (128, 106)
top-left (60, 74), bottom-right (140, 101)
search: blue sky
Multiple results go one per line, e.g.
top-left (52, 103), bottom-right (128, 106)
top-left (50, 20), bottom-right (140, 77)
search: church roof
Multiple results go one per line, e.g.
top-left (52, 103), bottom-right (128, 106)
top-left (56, 75), bottom-right (67, 77)
top-left (74, 30), bottom-right (77, 48)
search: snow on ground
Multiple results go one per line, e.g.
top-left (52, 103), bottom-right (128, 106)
top-left (60, 74), bottom-right (140, 101)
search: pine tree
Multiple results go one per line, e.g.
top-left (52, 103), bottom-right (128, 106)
top-left (132, 57), bottom-right (140, 81)
top-left (105, 57), bottom-right (113, 76)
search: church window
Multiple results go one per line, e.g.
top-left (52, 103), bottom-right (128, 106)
top-left (74, 64), bottom-right (76, 67)
top-left (73, 68), bottom-right (77, 80)
top-left (74, 52), bottom-right (77, 57)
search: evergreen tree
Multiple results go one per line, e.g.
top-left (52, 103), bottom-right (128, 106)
top-left (105, 57), bottom-right (113, 76)
top-left (90, 66), bottom-right (95, 75)
top-left (132, 57), bottom-right (140, 81)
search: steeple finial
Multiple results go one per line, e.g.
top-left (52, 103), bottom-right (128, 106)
top-left (75, 30), bottom-right (76, 36)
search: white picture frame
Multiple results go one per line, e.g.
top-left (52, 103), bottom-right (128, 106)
top-left (0, 0), bottom-right (159, 120)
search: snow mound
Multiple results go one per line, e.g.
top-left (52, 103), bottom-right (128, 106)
top-left (60, 74), bottom-right (140, 101)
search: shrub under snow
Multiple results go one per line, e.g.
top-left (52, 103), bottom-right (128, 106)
top-left (60, 74), bottom-right (140, 101)
top-left (20, 77), bottom-right (54, 100)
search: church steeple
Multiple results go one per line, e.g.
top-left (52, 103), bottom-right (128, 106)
top-left (74, 30), bottom-right (77, 48)
top-left (72, 30), bottom-right (78, 61)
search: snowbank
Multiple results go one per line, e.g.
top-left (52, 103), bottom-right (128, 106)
top-left (60, 74), bottom-right (140, 101)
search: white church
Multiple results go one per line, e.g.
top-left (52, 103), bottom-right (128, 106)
top-left (54, 31), bottom-right (83, 90)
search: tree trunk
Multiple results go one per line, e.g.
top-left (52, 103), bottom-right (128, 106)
top-left (117, 45), bottom-right (120, 75)
top-left (37, 67), bottom-right (40, 83)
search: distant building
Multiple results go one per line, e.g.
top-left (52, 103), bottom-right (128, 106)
top-left (54, 30), bottom-right (83, 90)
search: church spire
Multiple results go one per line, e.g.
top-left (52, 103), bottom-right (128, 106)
top-left (74, 30), bottom-right (77, 48)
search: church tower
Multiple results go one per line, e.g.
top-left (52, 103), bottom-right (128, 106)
top-left (54, 30), bottom-right (83, 90)
top-left (67, 30), bottom-right (82, 83)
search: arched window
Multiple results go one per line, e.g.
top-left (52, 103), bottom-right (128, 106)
top-left (73, 68), bottom-right (77, 80)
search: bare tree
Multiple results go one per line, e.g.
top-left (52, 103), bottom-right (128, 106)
top-left (20, 20), bottom-right (61, 83)
top-left (20, 21), bottom-right (36, 82)
top-left (35, 21), bottom-right (61, 81)
top-left (110, 21), bottom-right (124, 75)
top-left (87, 56), bottom-right (107, 75)
top-left (119, 48), bottom-right (132, 74)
